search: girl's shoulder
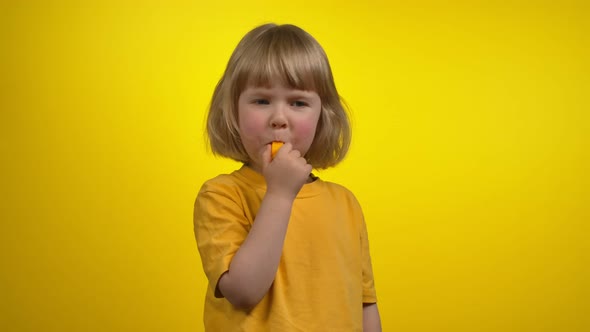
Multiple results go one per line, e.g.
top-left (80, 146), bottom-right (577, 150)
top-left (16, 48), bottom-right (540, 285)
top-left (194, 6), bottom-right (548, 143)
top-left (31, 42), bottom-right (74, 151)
top-left (317, 180), bottom-right (361, 204)
top-left (199, 173), bottom-right (235, 189)
top-left (198, 168), bottom-right (263, 196)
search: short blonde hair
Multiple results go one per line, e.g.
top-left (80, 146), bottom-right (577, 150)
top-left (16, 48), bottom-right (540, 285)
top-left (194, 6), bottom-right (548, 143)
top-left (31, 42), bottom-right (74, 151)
top-left (206, 23), bottom-right (351, 169)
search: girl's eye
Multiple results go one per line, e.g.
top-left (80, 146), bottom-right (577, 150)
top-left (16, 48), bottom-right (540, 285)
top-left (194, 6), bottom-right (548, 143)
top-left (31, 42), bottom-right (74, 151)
top-left (254, 99), bottom-right (270, 105)
top-left (292, 101), bottom-right (308, 107)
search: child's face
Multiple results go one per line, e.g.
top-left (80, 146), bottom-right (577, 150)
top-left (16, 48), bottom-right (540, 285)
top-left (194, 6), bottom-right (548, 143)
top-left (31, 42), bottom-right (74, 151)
top-left (237, 80), bottom-right (321, 173)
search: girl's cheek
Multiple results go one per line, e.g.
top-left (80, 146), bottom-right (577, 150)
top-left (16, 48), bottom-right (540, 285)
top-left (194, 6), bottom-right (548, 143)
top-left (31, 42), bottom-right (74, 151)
top-left (297, 121), bottom-right (319, 139)
top-left (239, 120), bottom-right (263, 140)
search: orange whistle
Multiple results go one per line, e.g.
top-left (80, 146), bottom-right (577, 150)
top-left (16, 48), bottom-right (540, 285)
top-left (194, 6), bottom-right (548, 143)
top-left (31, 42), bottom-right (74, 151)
top-left (271, 141), bottom-right (284, 159)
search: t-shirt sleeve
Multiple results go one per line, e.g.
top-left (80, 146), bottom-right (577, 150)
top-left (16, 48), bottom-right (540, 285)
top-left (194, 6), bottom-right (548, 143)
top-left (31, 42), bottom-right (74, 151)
top-left (360, 212), bottom-right (378, 304)
top-left (193, 180), bottom-right (250, 298)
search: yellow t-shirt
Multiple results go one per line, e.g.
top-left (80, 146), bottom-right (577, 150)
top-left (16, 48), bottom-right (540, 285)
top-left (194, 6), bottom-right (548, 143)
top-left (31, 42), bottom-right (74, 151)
top-left (193, 166), bottom-right (377, 331)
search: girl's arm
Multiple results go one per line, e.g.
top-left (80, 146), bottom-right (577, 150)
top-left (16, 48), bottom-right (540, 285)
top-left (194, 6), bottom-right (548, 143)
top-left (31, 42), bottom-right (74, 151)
top-left (217, 192), bottom-right (293, 310)
top-left (363, 303), bottom-right (382, 332)
top-left (217, 143), bottom-right (311, 310)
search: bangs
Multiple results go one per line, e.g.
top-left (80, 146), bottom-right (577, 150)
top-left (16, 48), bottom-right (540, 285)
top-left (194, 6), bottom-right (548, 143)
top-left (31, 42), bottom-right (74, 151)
top-left (242, 50), bottom-right (317, 91)
top-left (233, 25), bottom-right (327, 94)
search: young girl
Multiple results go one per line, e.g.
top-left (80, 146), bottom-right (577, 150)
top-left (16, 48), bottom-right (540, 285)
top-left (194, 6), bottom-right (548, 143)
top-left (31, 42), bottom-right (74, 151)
top-left (194, 23), bottom-right (381, 331)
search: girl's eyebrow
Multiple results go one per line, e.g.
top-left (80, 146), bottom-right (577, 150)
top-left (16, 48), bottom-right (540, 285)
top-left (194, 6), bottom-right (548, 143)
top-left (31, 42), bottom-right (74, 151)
top-left (287, 91), bottom-right (316, 99)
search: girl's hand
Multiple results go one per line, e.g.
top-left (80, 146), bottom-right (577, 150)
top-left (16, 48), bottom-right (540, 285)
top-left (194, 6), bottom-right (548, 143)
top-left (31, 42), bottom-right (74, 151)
top-left (261, 142), bottom-right (311, 200)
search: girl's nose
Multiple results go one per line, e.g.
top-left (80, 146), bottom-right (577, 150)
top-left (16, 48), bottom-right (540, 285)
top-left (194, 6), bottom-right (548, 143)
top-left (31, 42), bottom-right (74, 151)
top-left (269, 106), bottom-right (288, 129)
top-left (271, 119), bottom-right (287, 129)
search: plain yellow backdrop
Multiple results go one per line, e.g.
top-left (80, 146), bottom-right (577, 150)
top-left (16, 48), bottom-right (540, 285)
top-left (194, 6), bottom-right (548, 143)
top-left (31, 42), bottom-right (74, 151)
top-left (1, 1), bottom-right (588, 331)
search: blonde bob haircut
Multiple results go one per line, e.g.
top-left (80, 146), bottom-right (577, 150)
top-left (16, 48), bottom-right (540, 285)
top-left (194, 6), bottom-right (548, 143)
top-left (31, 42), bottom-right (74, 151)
top-left (206, 23), bottom-right (351, 169)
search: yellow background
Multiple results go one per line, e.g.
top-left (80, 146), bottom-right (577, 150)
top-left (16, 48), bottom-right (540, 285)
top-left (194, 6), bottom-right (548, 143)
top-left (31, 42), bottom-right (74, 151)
top-left (1, 1), bottom-right (588, 331)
